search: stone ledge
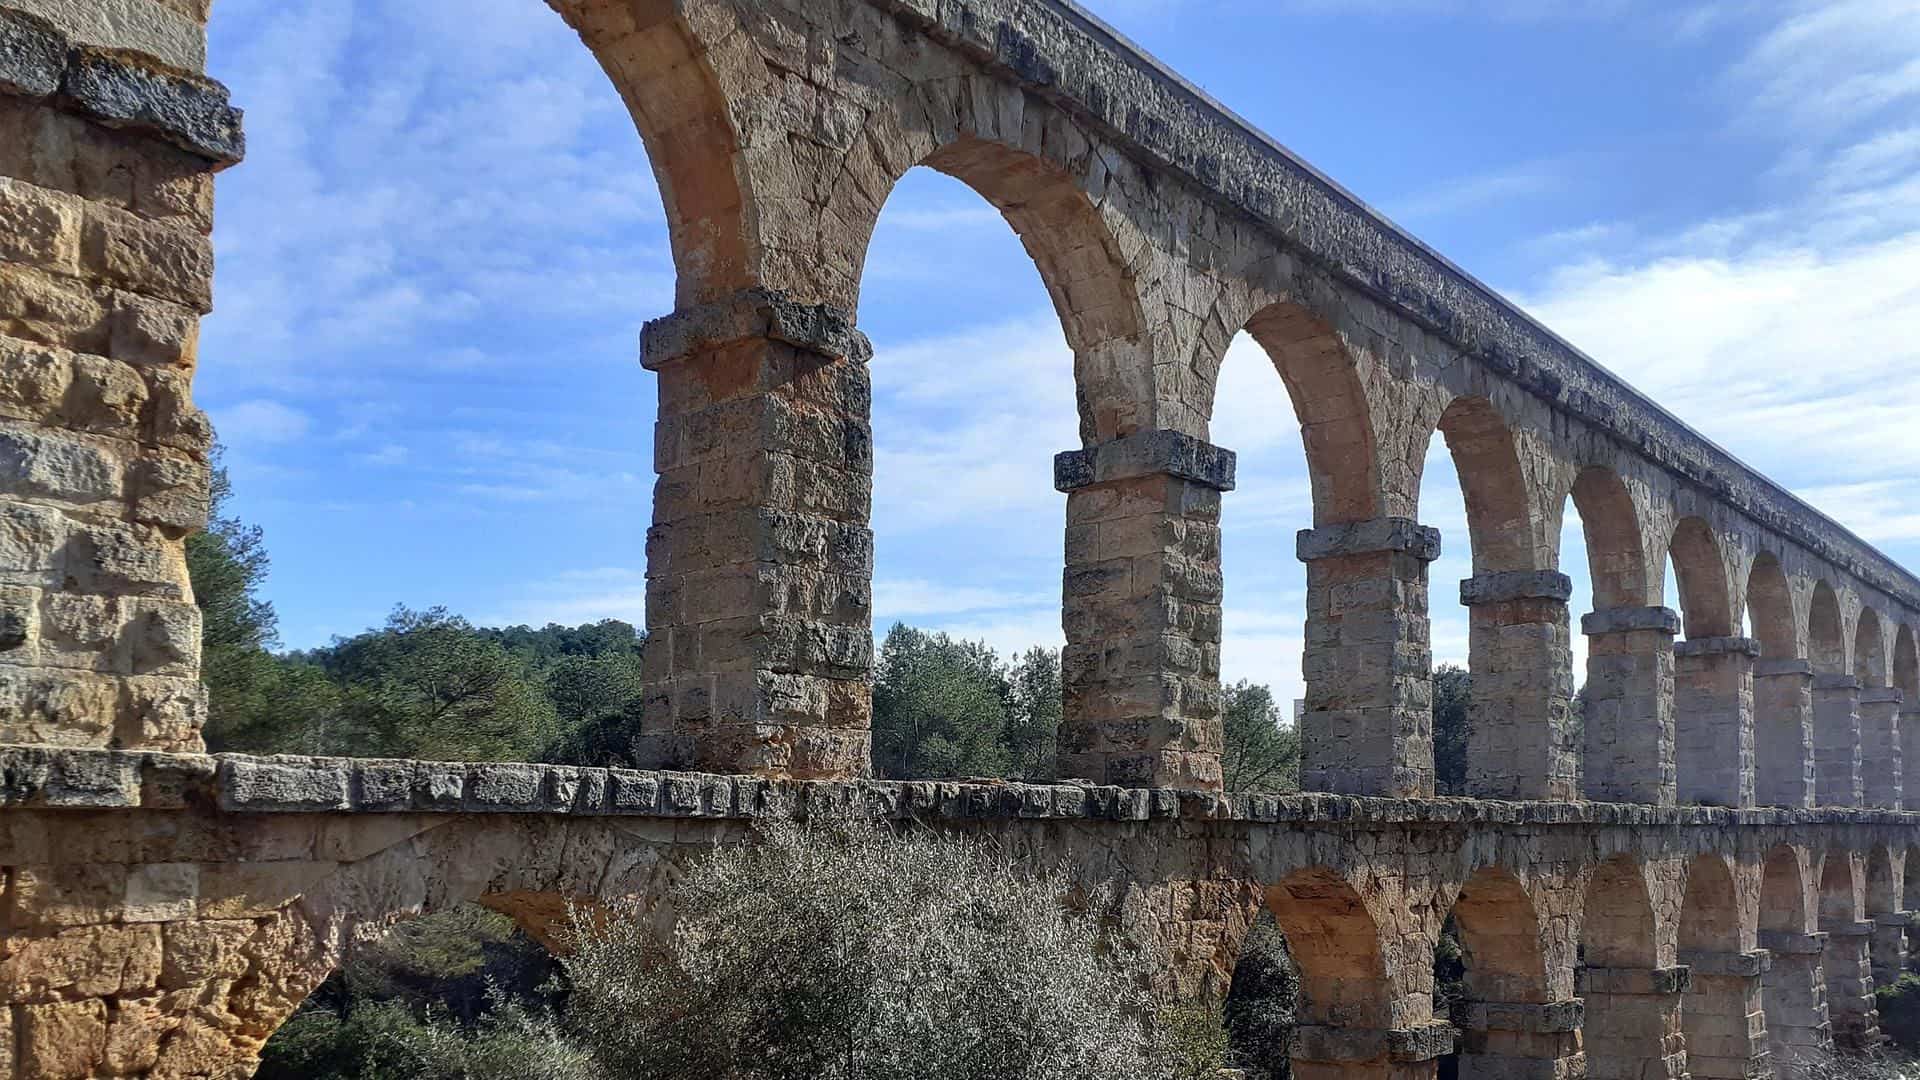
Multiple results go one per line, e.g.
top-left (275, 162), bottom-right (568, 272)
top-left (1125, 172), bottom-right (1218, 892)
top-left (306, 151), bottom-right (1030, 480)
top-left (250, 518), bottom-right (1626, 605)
top-left (1756, 658), bottom-right (1815, 678)
top-left (1757, 930), bottom-right (1828, 955)
top-left (1459, 570), bottom-right (1572, 607)
top-left (640, 287), bottom-right (871, 371)
top-left (1825, 920), bottom-right (1876, 938)
top-left (1460, 999), bottom-right (1583, 1034)
top-left (0, 8), bottom-right (242, 164)
top-left (1576, 964), bottom-right (1690, 996)
top-left (1814, 674), bottom-right (1863, 692)
top-left (1296, 517), bottom-right (1441, 563)
top-left (1678, 948), bottom-right (1771, 977)
top-left (1580, 606), bottom-right (1680, 636)
top-left (1294, 1022), bottom-right (1455, 1063)
top-left (1675, 636), bottom-right (1762, 660)
top-left (1861, 687), bottom-right (1905, 705)
top-left (1052, 429), bottom-right (1235, 493)
top-left (10, 746), bottom-right (1920, 828)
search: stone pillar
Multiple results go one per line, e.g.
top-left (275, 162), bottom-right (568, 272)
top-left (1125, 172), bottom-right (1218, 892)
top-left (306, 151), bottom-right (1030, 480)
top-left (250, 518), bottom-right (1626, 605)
top-left (1672, 637), bottom-right (1759, 807)
top-left (637, 289), bottom-right (876, 779)
top-left (1055, 429), bottom-right (1233, 790)
top-left (1754, 659), bottom-right (1817, 809)
top-left (1458, 570), bottom-right (1576, 801)
top-left (1295, 517), bottom-right (1440, 798)
top-left (1904, 708), bottom-right (1920, 811)
top-left (1812, 674), bottom-right (1863, 807)
top-left (1860, 687), bottom-right (1904, 809)
top-left (1580, 606), bottom-right (1681, 805)
top-left (1677, 949), bottom-right (1772, 1080)
top-left (0, 6), bottom-right (243, 755)
top-left (1291, 1021), bottom-right (1453, 1080)
top-left (1758, 930), bottom-right (1833, 1069)
top-left (1454, 999), bottom-right (1585, 1080)
top-left (1820, 920), bottom-right (1882, 1049)
top-left (1577, 964), bottom-right (1689, 1080)
top-left (1871, 912), bottom-right (1912, 988)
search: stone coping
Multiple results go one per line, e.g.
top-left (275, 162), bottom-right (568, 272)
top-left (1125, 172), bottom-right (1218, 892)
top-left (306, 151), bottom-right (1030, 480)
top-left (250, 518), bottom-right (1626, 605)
top-left (0, 6), bottom-right (242, 163)
top-left (876, 0), bottom-right (1920, 609)
top-left (7, 746), bottom-right (1920, 827)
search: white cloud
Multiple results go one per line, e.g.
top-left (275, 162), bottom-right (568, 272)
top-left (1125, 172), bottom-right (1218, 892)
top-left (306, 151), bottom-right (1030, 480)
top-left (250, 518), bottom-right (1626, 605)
top-left (1731, 0), bottom-right (1920, 134)
top-left (215, 399), bottom-right (311, 444)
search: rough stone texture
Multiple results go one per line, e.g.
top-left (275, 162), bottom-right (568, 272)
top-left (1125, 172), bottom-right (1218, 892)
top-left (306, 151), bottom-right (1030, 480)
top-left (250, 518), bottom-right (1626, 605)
top-left (7, 0), bottom-right (1920, 1074)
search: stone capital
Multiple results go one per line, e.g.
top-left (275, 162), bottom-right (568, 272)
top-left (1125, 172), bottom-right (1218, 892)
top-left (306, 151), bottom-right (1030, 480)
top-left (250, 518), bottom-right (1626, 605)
top-left (1579, 606), bottom-right (1680, 637)
top-left (1296, 516), bottom-right (1441, 563)
top-left (1824, 919), bottom-right (1875, 938)
top-left (1575, 964), bottom-right (1691, 996)
top-left (1459, 569), bottom-right (1572, 607)
top-left (1813, 673), bottom-right (1862, 692)
top-left (1755, 658), bottom-right (1815, 679)
top-left (1052, 429), bottom-right (1235, 493)
top-left (1293, 1022), bottom-right (1455, 1063)
top-left (1460, 999), bottom-right (1584, 1033)
top-left (1860, 686), bottom-right (1905, 705)
top-left (1674, 636), bottom-right (1762, 660)
top-left (1758, 929), bottom-right (1828, 955)
top-left (640, 287), bottom-right (872, 371)
top-left (1677, 948), bottom-right (1771, 977)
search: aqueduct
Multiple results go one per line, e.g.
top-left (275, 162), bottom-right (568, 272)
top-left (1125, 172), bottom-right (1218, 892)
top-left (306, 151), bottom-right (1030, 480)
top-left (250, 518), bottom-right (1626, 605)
top-left (2, 0), bottom-right (1920, 1076)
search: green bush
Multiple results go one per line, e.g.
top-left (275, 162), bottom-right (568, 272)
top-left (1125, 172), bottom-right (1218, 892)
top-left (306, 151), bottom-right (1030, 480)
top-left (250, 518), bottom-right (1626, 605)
top-left (1876, 973), bottom-right (1920, 1052)
top-left (1223, 912), bottom-right (1299, 1080)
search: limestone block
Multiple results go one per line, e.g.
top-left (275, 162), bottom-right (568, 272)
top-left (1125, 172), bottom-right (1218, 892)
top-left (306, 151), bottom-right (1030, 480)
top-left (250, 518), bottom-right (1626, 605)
top-left (124, 862), bottom-right (197, 921)
top-left (130, 449), bottom-right (208, 531)
top-left (0, 924), bottom-right (161, 1001)
top-left (79, 203), bottom-right (213, 311)
top-left (61, 47), bottom-right (244, 163)
top-left (0, 583), bottom-right (41, 664)
top-left (101, 993), bottom-right (173, 1074)
top-left (3, 0), bottom-right (206, 72)
top-left (159, 920), bottom-right (253, 989)
top-left (68, 519), bottom-right (189, 599)
top-left (19, 998), bottom-right (107, 1079)
top-left (118, 675), bottom-right (204, 749)
top-left (0, 499), bottom-right (65, 585)
top-left (108, 289), bottom-right (198, 367)
top-left (0, 177), bottom-right (82, 275)
top-left (0, 264), bottom-right (109, 351)
top-left (217, 757), bottom-right (351, 812)
top-left (0, 7), bottom-right (66, 98)
top-left (0, 669), bottom-right (117, 746)
top-left (0, 424), bottom-right (125, 504)
top-left (0, 339), bottom-right (71, 424)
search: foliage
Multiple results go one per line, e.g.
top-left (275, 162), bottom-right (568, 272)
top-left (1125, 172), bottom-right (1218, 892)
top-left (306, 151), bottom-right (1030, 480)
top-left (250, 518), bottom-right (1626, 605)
top-left (1877, 974), bottom-right (1920, 1052)
top-left (256, 999), bottom-right (436, 1080)
top-left (871, 624), bottom-right (1065, 782)
top-left (1159, 1002), bottom-right (1232, 1080)
top-left (1223, 911), bottom-right (1299, 1080)
top-left (1221, 681), bottom-right (1300, 793)
top-left (551, 817), bottom-right (1178, 1080)
top-left (1432, 665), bottom-right (1472, 796)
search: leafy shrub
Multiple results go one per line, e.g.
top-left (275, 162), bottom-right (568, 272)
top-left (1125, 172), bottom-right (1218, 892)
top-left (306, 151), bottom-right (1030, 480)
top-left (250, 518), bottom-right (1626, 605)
top-left (1876, 974), bottom-right (1920, 1053)
top-left (1223, 911), bottom-right (1300, 1080)
top-left (554, 817), bottom-right (1176, 1080)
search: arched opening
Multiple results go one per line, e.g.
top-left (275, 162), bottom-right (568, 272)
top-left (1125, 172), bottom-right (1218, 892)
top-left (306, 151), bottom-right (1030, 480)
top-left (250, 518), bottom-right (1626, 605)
top-left (1677, 854), bottom-right (1760, 1080)
top-left (858, 157), bottom-right (1098, 783)
top-left (1425, 397), bottom-right (1567, 799)
top-left (1809, 582), bottom-right (1855, 807)
top-left (1758, 846), bottom-right (1824, 1069)
top-left (1580, 855), bottom-right (1668, 1080)
top-left (1819, 850), bottom-right (1881, 1048)
top-left (1866, 845), bottom-right (1903, 987)
top-left (1242, 304), bottom-right (1381, 527)
top-left (1748, 553), bottom-right (1809, 808)
top-left (1667, 518), bottom-right (1747, 806)
top-left (1855, 610), bottom-right (1887, 687)
top-left (1811, 583), bottom-right (1846, 675)
top-left (256, 902), bottom-right (564, 1079)
top-left (1567, 468), bottom-right (1663, 804)
top-left (1265, 867), bottom-right (1396, 1076)
top-left (1435, 866), bottom-right (1569, 1079)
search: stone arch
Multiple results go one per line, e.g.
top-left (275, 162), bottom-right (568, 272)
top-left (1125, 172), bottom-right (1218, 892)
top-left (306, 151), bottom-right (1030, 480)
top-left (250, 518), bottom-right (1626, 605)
top-left (1760, 846), bottom-right (1811, 935)
top-left (1867, 846), bottom-right (1898, 916)
top-left (1820, 851), bottom-right (1860, 926)
top-left (1570, 467), bottom-right (1653, 607)
top-left (1810, 582), bottom-right (1846, 675)
top-left (1264, 867), bottom-right (1394, 1032)
top-left (1668, 517), bottom-right (1734, 638)
top-left (1432, 395), bottom-right (1542, 573)
top-left (1447, 864), bottom-right (1552, 1005)
top-left (1242, 301), bottom-right (1381, 525)
top-left (1896, 624), bottom-right (1919, 700)
top-left (1582, 857), bottom-right (1659, 968)
top-left (1679, 853), bottom-right (1741, 955)
top-left (1745, 552), bottom-right (1796, 659)
top-left (828, 87), bottom-right (1148, 442)
top-left (552, 0), bottom-right (761, 307)
top-left (1855, 608), bottom-right (1887, 686)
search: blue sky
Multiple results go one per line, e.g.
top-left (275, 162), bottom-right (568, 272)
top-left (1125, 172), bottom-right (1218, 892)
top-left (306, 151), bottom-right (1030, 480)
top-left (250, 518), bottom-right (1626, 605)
top-left (201, 0), bottom-right (1920, 708)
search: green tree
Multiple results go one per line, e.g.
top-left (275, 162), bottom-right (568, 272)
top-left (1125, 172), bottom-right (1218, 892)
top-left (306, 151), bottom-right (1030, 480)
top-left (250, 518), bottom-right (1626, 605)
top-left (1221, 681), bottom-right (1300, 793)
top-left (1005, 646), bottom-right (1062, 781)
top-left (1432, 665), bottom-right (1472, 796)
top-left (322, 607), bottom-right (560, 762)
top-left (1223, 911), bottom-right (1299, 1080)
top-left (871, 623), bottom-right (1012, 780)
